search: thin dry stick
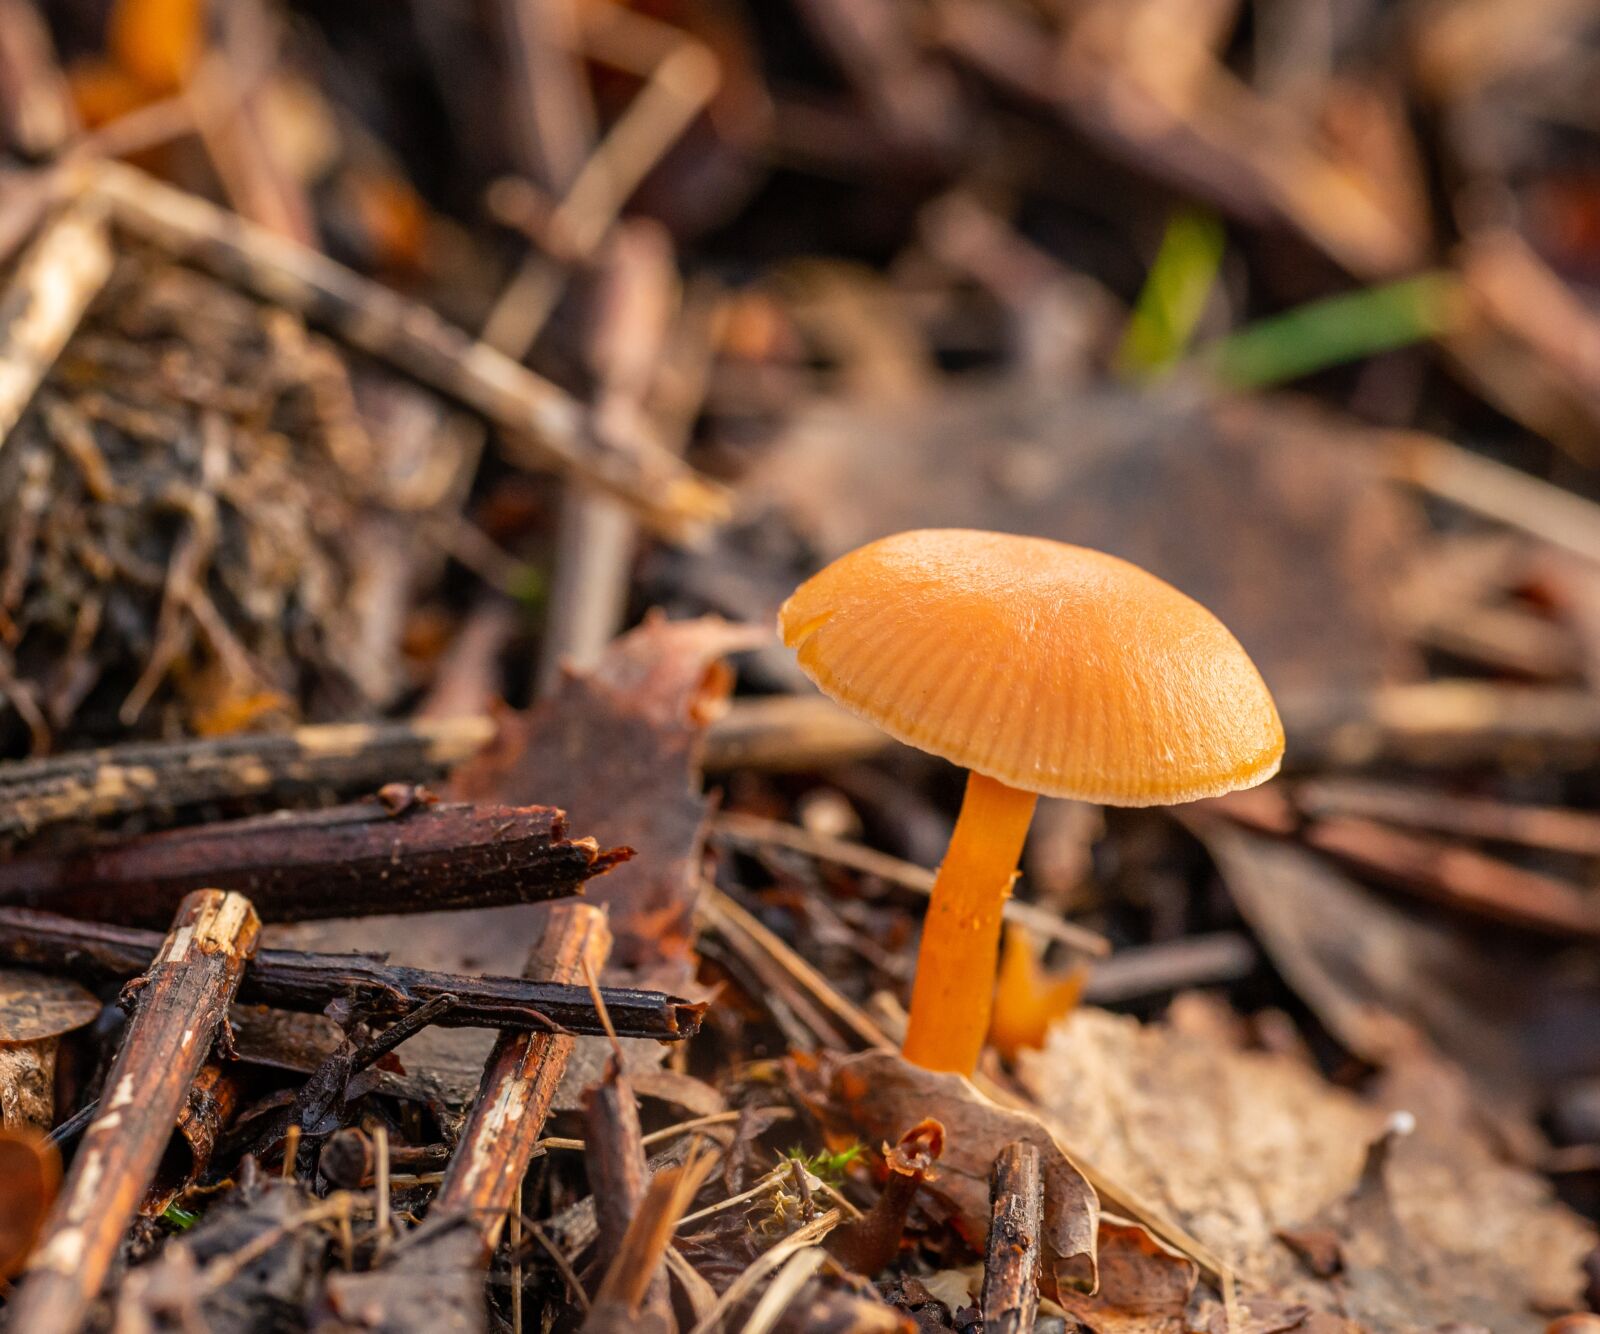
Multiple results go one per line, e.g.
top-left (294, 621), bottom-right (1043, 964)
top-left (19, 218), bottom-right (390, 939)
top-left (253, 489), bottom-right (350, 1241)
top-left (701, 696), bottom-right (893, 773)
top-left (685, 1211), bottom-right (842, 1334)
top-left (1388, 432), bottom-right (1600, 566)
top-left (982, 1142), bottom-right (1042, 1334)
top-left (434, 903), bottom-right (613, 1253)
top-left (700, 886), bottom-right (891, 1050)
top-left (537, 223), bottom-right (681, 697)
top-left (9, 890), bottom-right (261, 1334)
top-left (588, 1145), bottom-right (719, 1330)
top-left (85, 159), bottom-right (727, 536)
top-left (0, 714), bottom-right (495, 840)
top-left (739, 1247), bottom-right (829, 1334)
top-left (373, 1123), bottom-right (392, 1258)
top-left (0, 194), bottom-right (113, 452)
top-left (711, 811), bottom-right (1111, 957)
top-left (0, 906), bottom-right (703, 1041)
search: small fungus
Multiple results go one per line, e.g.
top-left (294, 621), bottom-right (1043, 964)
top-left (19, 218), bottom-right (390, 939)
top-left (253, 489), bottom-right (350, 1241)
top-left (780, 529), bottom-right (1283, 1074)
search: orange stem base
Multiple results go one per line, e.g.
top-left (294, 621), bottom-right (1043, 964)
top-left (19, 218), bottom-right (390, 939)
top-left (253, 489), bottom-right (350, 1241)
top-left (901, 771), bottom-right (1038, 1074)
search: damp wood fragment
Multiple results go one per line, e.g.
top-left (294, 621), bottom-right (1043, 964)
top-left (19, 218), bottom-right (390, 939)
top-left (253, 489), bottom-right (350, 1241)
top-left (0, 193), bottom-right (112, 454)
top-left (7, 888), bottom-right (260, 1334)
top-left (322, 904), bottom-right (612, 1328)
top-left (0, 791), bottom-right (628, 926)
top-left (0, 904), bottom-right (703, 1040)
top-left (982, 1140), bottom-right (1042, 1334)
top-left (0, 715), bottom-right (495, 841)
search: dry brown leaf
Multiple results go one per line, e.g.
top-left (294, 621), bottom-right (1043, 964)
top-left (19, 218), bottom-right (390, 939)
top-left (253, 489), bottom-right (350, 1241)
top-left (804, 1049), bottom-right (1100, 1294)
top-left (272, 617), bottom-right (760, 1104)
top-left (1055, 1217), bottom-right (1197, 1334)
top-left (1019, 1007), bottom-right (1596, 1332)
top-left (451, 613), bottom-right (766, 985)
top-left (1193, 817), bottom-right (1600, 1129)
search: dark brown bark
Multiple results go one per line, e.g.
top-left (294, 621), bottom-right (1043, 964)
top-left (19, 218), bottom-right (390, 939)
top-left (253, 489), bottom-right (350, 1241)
top-left (434, 903), bottom-right (612, 1253)
top-left (0, 905), bottom-right (703, 1040)
top-left (8, 889), bottom-right (260, 1334)
top-left (0, 715), bottom-right (493, 841)
top-left (982, 1141), bottom-right (1042, 1334)
top-left (584, 1057), bottom-right (650, 1260)
top-left (322, 905), bottom-right (614, 1333)
top-left (583, 1056), bottom-right (669, 1324)
top-left (0, 790), bottom-right (626, 925)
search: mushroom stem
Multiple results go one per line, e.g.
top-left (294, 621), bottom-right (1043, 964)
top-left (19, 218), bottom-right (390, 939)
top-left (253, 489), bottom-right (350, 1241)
top-left (902, 771), bottom-right (1038, 1074)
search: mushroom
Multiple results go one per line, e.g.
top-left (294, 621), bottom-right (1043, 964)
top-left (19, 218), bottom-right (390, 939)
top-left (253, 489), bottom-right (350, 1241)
top-left (778, 529), bottom-right (1284, 1074)
top-left (0, 969), bottom-right (101, 1132)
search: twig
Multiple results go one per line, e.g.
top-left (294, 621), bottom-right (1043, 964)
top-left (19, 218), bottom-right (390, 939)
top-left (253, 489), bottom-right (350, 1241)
top-left (537, 222), bottom-right (681, 696)
top-left (1080, 934), bottom-right (1255, 1005)
top-left (739, 1247), bottom-right (829, 1334)
top-left (585, 1053), bottom-right (669, 1324)
top-left (0, 0), bottom-right (74, 157)
top-left (433, 903), bottom-right (614, 1253)
top-left (685, 1210), bottom-right (842, 1334)
top-left (1387, 431), bottom-right (1600, 566)
top-left (85, 159), bottom-right (728, 537)
top-left (1294, 777), bottom-right (1600, 856)
top-left (0, 791), bottom-right (624, 925)
top-left (588, 1145), bottom-right (720, 1334)
top-left (373, 1123), bottom-right (391, 1257)
top-left (0, 715), bottom-right (494, 840)
top-left (982, 1141), bottom-right (1042, 1334)
top-left (9, 890), bottom-right (261, 1334)
top-left (1304, 815), bottom-right (1600, 938)
top-left (0, 905), bottom-right (704, 1040)
top-left (1281, 680), bottom-right (1600, 769)
top-left (699, 886), bottom-right (890, 1051)
top-left (0, 194), bottom-right (113, 453)
top-left (701, 696), bottom-right (893, 773)
top-left (711, 811), bottom-right (1111, 957)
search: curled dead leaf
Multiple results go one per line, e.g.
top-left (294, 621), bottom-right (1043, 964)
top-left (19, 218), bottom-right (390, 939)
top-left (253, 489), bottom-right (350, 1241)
top-left (803, 1049), bottom-right (1099, 1294)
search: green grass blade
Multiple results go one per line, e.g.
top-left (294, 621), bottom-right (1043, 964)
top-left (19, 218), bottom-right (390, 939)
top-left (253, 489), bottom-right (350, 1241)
top-left (1204, 272), bottom-right (1464, 390)
top-left (1116, 208), bottom-right (1227, 379)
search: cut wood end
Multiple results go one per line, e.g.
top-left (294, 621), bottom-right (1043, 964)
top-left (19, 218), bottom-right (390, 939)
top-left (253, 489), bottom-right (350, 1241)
top-left (183, 890), bottom-right (262, 958)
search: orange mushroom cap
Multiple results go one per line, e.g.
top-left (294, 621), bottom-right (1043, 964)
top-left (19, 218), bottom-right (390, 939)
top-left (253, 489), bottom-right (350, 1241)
top-left (778, 529), bottom-right (1284, 805)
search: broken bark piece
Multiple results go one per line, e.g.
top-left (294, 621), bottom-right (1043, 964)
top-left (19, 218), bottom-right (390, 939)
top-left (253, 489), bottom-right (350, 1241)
top-left (9, 889), bottom-right (260, 1334)
top-left (86, 159), bottom-right (728, 538)
top-left (0, 792), bottom-right (627, 926)
top-left (321, 905), bottom-right (614, 1332)
top-left (433, 903), bottom-right (613, 1251)
top-left (0, 967), bottom-right (99, 1131)
top-left (0, 905), bottom-right (702, 1040)
top-left (585, 1056), bottom-right (651, 1263)
top-left (0, 193), bottom-right (113, 451)
top-left (983, 1141), bottom-right (1042, 1334)
top-left (0, 715), bottom-right (494, 841)
top-left (143, 1061), bottom-right (243, 1215)
top-left (585, 1055), bottom-right (670, 1325)
top-left (585, 1146), bottom-right (719, 1334)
